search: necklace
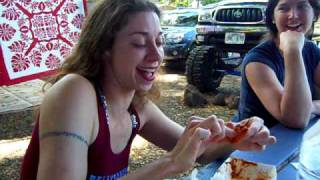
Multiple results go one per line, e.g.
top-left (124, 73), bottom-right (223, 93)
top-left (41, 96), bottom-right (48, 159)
top-left (96, 83), bottom-right (137, 128)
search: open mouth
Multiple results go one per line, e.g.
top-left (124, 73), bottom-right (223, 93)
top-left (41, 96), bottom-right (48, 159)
top-left (287, 24), bottom-right (303, 32)
top-left (137, 67), bottom-right (156, 82)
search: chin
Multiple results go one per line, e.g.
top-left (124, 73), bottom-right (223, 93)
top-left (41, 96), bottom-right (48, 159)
top-left (139, 85), bottom-right (153, 92)
top-left (136, 79), bottom-right (154, 91)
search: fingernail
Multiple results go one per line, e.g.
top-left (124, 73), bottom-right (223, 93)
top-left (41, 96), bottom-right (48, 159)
top-left (198, 128), bottom-right (211, 140)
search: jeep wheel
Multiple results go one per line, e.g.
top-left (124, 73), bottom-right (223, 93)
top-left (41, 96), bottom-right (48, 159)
top-left (186, 46), bottom-right (224, 92)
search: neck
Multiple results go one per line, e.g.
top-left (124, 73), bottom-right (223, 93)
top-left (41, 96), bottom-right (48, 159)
top-left (100, 78), bottom-right (135, 115)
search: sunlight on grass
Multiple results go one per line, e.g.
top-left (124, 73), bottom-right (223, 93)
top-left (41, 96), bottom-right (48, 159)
top-left (132, 135), bottom-right (149, 150)
top-left (0, 137), bottom-right (30, 160)
top-left (161, 89), bottom-right (184, 97)
top-left (156, 73), bottom-right (186, 97)
top-left (158, 74), bottom-right (182, 83)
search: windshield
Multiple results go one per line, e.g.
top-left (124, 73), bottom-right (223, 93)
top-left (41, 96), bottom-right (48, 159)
top-left (161, 11), bottom-right (198, 27)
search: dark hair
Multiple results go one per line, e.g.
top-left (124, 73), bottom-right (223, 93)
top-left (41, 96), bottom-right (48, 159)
top-left (265, 0), bottom-right (320, 38)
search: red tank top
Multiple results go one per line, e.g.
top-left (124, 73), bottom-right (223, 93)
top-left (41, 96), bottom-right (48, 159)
top-left (20, 87), bottom-right (140, 180)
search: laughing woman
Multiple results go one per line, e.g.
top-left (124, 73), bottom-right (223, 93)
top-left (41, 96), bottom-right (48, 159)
top-left (237, 0), bottom-right (320, 128)
top-left (20, 0), bottom-right (276, 179)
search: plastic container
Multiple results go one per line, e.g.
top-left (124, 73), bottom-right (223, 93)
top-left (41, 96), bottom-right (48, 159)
top-left (298, 120), bottom-right (320, 179)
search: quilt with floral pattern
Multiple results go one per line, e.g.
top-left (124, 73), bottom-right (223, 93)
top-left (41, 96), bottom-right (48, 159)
top-left (0, 0), bottom-right (86, 85)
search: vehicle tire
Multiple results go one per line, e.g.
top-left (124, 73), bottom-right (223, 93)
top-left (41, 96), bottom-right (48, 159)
top-left (163, 60), bottom-right (185, 71)
top-left (186, 46), bottom-right (224, 92)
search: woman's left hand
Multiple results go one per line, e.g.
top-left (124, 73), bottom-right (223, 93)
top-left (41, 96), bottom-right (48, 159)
top-left (224, 116), bottom-right (276, 151)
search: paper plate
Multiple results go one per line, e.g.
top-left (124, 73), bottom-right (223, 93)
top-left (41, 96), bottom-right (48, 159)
top-left (211, 157), bottom-right (277, 180)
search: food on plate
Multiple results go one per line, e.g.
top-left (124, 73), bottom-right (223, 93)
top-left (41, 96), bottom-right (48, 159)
top-left (211, 157), bottom-right (277, 180)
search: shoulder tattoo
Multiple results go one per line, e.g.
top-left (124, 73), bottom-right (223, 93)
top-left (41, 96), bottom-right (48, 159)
top-left (39, 131), bottom-right (89, 146)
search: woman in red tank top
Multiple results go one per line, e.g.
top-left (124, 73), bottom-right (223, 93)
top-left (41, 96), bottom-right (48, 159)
top-left (21, 0), bottom-right (276, 179)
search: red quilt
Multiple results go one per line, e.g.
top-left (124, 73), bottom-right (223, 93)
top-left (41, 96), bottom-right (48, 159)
top-left (0, 0), bottom-right (87, 85)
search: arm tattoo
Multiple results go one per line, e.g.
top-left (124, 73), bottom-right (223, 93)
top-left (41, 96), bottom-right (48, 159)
top-left (39, 131), bottom-right (89, 146)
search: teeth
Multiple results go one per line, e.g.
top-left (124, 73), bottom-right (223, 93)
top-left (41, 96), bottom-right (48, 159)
top-left (144, 69), bottom-right (155, 73)
top-left (138, 67), bottom-right (156, 73)
top-left (288, 24), bottom-right (300, 28)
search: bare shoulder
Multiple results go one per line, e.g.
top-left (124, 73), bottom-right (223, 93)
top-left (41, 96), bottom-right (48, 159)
top-left (42, 74), bottom-right (97, 113)
top-left (39, 74), bottom-right (98, 141)
top-left (46, 74), bottom-right (95, 97)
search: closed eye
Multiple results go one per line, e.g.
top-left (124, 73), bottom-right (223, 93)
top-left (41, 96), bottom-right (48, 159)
top-left (277, 5), bottom-right (290, 12)
top-left (132, 43), bottom-right (147, 48)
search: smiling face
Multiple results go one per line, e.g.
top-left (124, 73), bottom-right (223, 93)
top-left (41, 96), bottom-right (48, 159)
top-left (106, 11), bottom-right (164, 92)
top-left (273, 0), bottom-right (315, 36)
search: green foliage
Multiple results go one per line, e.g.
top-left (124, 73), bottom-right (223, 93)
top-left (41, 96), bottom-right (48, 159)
top-left (159, 0), bottom-right (223, 7)
top-left (201, 0), bottom-right (222, 6)
top-left (177, 1), bottom-right (189, 7)
top-left (168, 0), bottom-right (189, 7)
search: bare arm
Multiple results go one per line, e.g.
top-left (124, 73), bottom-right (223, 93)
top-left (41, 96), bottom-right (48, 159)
top-left (246, 31), bottom-right (313, 128)
top-left (119, 101), bottom-right (212, 179)
top-left (121, 102), bottom-right (275, 179)
top-left (137, 102), bottom-right (232, 157)
top-left (312, 63), bottom-right (320, 115)
top-left (37, 74), bottom-right (98, 180)
top-left (137, 101), bottom-right (183, 151)
top-left (121, 101), bottom-right (223, 179)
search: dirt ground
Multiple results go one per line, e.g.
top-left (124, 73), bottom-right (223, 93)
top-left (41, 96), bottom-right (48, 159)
top-left (0, 66), bottom-right (240, 179)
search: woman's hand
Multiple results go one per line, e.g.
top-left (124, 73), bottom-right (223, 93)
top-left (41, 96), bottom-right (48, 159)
top-left (166, 116), bottom-right (276, 175)
top-left (224, 116), bottom-right (276, 151)
top-left (279, 30), bottom-right (305, 54)
top-left (167, 115), bottom-right (225, 174)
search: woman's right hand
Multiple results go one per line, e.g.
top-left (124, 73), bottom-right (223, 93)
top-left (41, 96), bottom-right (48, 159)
top-left (223, 117), bottom-right (276, 151)
top-left (279, 30), bottom-right (305, 54)
top-left (167, 115), bottom-right (225, 175)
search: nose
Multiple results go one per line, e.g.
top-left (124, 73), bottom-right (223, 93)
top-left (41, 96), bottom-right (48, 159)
top-left (288, 8), bottom-right (298, 19)
top-left (147, 43), bottom-right (163, 63)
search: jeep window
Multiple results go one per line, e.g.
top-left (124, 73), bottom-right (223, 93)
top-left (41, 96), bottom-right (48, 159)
top-left (161, 11), bottom-right (198, 27)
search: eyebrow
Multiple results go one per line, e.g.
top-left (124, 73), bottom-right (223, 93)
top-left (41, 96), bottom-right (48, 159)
top-left (297, 0), bottom-right (309, 4)
top-left (278, 0), bottom-right (308, 5)
top-left (128, 31), bottom-right (163, 37)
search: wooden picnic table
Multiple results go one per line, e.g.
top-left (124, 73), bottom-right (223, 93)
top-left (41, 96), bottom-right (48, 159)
top-left (185, 116), bottom-right (320, 180)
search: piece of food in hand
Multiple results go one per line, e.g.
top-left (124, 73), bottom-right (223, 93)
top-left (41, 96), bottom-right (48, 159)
top-left (211, 157), bottom-right (276, 180)
top-left (226, 121), bottom-right (251, 143)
